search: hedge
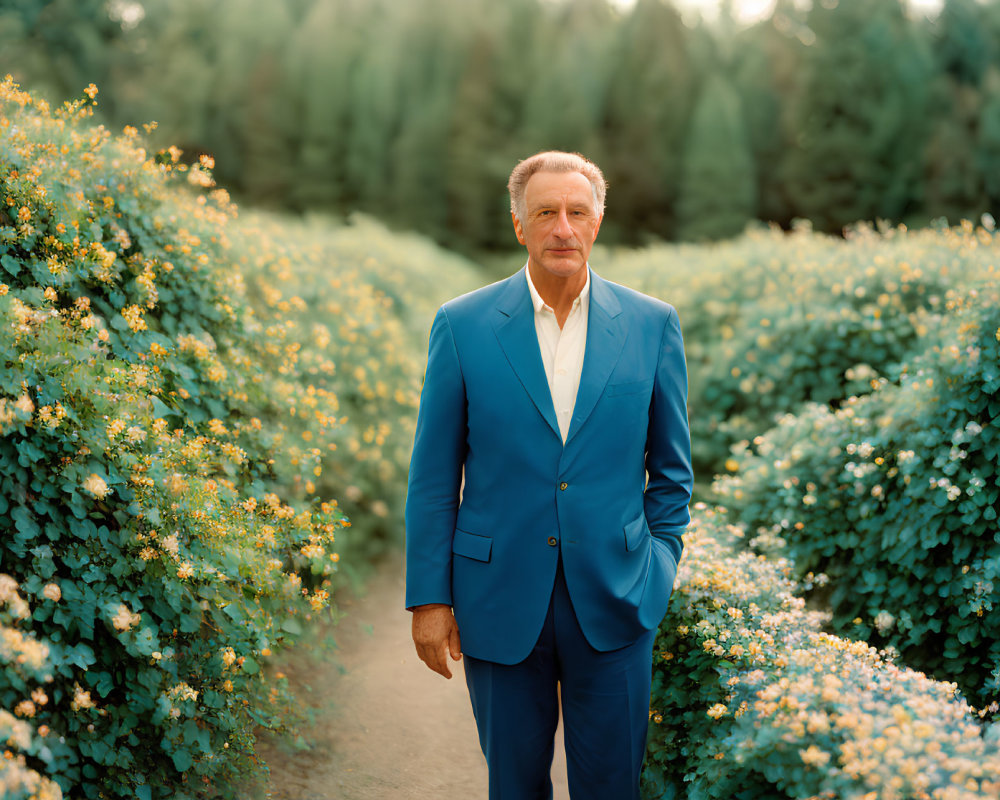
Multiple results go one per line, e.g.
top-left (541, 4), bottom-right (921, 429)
top-left (644, 506), bottom-right (1000, 799)
top-left (232, 209), bottom-right (480, 562)
top-left (599, 220), bottom-right (997, 474)
top-left (713, 274), bottom-right (1000, 706)
top-left (1, 574), bottom-right (63, 800)
top-left (1, 75), bottom-right (481, 797)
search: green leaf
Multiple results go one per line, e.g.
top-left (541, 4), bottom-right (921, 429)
top-left (171, 748), bottom-right (193, 773)
top-left (280, 617), bottom-right (303, 635)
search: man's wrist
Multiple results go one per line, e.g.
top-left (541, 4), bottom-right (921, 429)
top-left (409, 603), bottom-right (452, 613)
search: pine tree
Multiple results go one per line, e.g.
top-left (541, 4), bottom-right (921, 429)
top-left (730, 1), bottom-right (806, 228)
top-left (977, 69), bottom-right (1000, 216)
top-left (286, 0), bottom-right (357, 212)
top-left (600, 0), bottom-right (698, 242)
top-left (676, 72), bottom-right (756, 241)
top-left (782, 0), bottom-right (935, 233)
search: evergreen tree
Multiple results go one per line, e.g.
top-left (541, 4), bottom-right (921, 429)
top-left (121, 0), bottom-right (216, 159)
top-left (782, 0), bottom-right (935, 233)
top-left (923, 81), bottom-right (989, 223)
top-left (977, 69), bottom-right (1000, 215)
top-left (341, 0), bottom-right (405, 213)
top-left (934, 0), bottom-right (995, 87)
top-left (730, 1), bottom-right (806, 228)
top-left (286, 0), bottom-right (358, 212)
top-left (600, 0), bottom-right (698, 242)
top-left (446, 29), bottom-right (513, 251)
top-left (676, 72), bottom-right (756, 241)
top-left (0, 0), bottom-right (129, 115)
top-left (387, 0), bottom-right (473, 242)
top-left (516, 0), bottom-right (614, 160)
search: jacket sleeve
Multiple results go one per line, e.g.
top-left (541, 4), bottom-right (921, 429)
top-left (404, 306), bottom-right (468, 610)
top-left (643, 305), bottom-right (693, 567)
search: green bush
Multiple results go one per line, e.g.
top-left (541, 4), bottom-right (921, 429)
top-left (713, 279), bottom-right (1000, 705)
top-left (232, 210), bottom-right (480, 563)
top-left (599, 221), bottom-right (997, 474)
top-left (644, 506), bottom-right (1000, 799)
top-left (1, 574), bottom-right (64, 800)
top-left (0, 76), bottom-right (482, 797)
top-left (0, 78), bottom-right (347, 798)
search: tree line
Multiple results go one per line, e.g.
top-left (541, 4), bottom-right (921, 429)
top-left (3, 0), bottom-right (1000, 249)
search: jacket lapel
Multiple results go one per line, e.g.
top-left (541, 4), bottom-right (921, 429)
top-left (566, 272), bottom-right (625, 445)
top-left (492, 270), bottom-right (561, 440)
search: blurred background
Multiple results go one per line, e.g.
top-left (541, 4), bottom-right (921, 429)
top-left (2, 0), bottom-right (999, 251)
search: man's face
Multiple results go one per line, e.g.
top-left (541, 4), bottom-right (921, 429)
top-left (513, 170), bottom-right (603, 280)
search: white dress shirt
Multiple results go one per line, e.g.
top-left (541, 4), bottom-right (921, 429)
top-left (525, 265), bottom-right (590, 443)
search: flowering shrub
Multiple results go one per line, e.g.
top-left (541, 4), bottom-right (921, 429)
top-left (1, 575), bottom-right (63, 800)
top-left (0, 76), bottom-right (480, 797)
top-left (714, 281), bottom-right (1000, 705)
top-left (233, 210), bottom-right (479, 561)
top-left (644, 507), bottom-right (1000, 799)
top-left (0, 78), bottom-right (356, 798)
top-left (600, 221), bottom-right (998, 474)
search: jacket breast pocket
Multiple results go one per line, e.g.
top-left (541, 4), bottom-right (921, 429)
top-left (452, 529), bottom-right (493, 562)
top-left (606, 378), bottom-right (654, 398)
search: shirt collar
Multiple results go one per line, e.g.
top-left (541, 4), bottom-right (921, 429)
top-left (524, 263), bottom-right (591, 314)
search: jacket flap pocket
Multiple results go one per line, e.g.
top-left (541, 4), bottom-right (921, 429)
top-left (607, 378), bottom-right (654, 397)
top-left (453, 529), bottom-right (493, 562)
top-left (624, 513), bottom-right (649, 552)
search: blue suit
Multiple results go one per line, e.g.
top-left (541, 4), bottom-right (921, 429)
top-left (405, 266), bottom-right (692, 797)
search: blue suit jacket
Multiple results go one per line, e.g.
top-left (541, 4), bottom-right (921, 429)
top-left (405, 267), bottom-right (693, 665)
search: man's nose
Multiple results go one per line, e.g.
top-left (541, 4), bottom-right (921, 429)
top-left (553, 208), bottom-right (573, 238)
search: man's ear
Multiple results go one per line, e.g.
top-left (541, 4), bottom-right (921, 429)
top-left (592, 213), bottom-right (604, 241)
top-left (512, 212), bottom-right (526, 245)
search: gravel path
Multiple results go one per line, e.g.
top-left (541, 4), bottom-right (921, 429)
top-left (256, 552), bottom-right (570, 799)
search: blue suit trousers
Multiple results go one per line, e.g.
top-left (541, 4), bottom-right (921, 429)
top-left (463, 554), bottom-right (656, 800)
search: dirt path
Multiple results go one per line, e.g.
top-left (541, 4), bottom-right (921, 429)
top-left (256, 551), bottom-right (570, 799)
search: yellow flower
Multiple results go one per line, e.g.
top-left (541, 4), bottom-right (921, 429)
top-left (208, 418), bottom-right (228, 436)
top-left (84, 83), bottom-right (98, 100)
top-left (707, 703), bottom-right (729, 719)
top-left (176, 562), bottom-right (194, 580)
top-left (71, 685), bottom-right (95, 711)
top-left (106, 419), bottom-right (126, 439)
top-left (221, 647), bottom-right (237, 667)
top-left (126, 426), bottom-right (146, 443)
top-left (42, 583), bottom-right (61, 602)
top-left (111, 603), bottom-right (141, 632)
top-left (121, 304), bottom-right (147, 332)
top-left (799, 745), bottom-right (830, 767)
top-left (161, 533), bottom-right (180, 557)
top-left (0, 283), bottom-right (8, 295)
top-left (82, 473), bottom-right (110, 499)
top-left (309, 589), bottom-right (330, 611)
top-left (14, 700), bottom-right (36, 718)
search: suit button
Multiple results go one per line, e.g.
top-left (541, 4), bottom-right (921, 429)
top-left (559, 482), bottom-right (568, 491)
top-left (547, 536), bottom-right (558, 546)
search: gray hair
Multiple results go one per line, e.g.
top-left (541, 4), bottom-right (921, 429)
top-left (508, 151), bottom-right (607, 222)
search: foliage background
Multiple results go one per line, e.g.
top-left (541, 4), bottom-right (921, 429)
top-left (3, 0), bottom-right (1000, 798)
top-left (3, 0), bottom-right (1000, 250)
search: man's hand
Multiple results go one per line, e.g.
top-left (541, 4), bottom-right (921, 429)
top-left (411, 603), bottom-right (462, 679)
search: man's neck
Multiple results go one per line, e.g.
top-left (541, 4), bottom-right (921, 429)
top-left (527, 262), bottom-right (588, 329)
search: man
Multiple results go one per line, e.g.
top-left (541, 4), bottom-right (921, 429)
top-left (405, 151), bottom-right (692, 800)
